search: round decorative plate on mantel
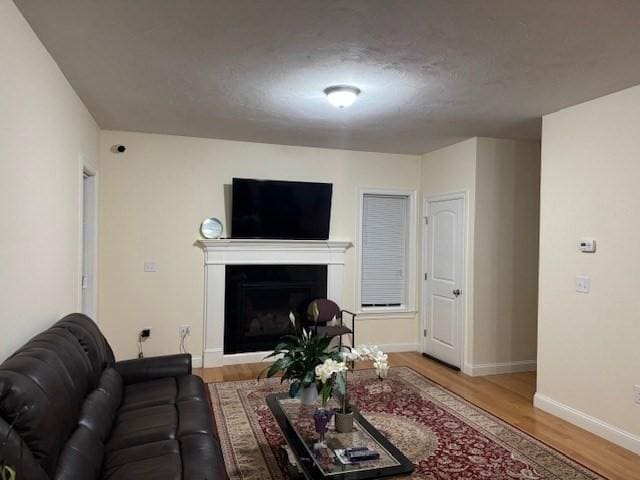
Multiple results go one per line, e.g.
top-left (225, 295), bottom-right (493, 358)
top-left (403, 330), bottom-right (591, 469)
top-left (200, 217), bottom-right (223, 239)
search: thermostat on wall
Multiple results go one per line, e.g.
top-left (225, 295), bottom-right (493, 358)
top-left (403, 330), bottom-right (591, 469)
top-left (578, 239), bottom-right (596, 253)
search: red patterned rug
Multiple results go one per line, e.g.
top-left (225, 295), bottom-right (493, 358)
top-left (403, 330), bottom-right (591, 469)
top-left (208, 367), bottom-right (604, 479)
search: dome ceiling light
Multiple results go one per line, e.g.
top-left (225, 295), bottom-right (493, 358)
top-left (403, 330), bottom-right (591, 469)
top-left (323, 85), bottom-right (361, 109)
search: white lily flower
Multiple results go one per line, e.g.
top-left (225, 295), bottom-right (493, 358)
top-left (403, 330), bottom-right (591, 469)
top-left (289, 311), bottom-right (296, 328)
top-left (348, 345), bottom-right (389, 379)
top-left (315, 358), bottom-right (347, 384)
top-left (374, 360), bottom-right (389, 379)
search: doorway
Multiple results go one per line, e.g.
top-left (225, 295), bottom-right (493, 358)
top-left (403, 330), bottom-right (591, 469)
top-left (81, 166), bottom-right (97, 319)
top-left (422, 193), bottom-right (466, 369)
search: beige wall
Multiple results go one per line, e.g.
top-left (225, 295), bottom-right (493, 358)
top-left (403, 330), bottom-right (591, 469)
top-left (98, 131), bottom-right (422, 361)
top-left (474, 138), bottom-right (540, 366)
top-left (536, 85), bottom-right (640, 446)
top-left (0, 2), bottom-right (99, 361)
top-left (421, 137), bottom-right (540, 373)
top-left (421, 139), bottom-right (478, 366)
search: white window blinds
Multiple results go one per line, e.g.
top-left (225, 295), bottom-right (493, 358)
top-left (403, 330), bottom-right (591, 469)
top-left (361, 194), bottom-right (409, 307)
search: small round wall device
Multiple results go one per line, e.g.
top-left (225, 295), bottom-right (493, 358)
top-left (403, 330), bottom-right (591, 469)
top-left (200, 217), bottom-right (223, 239)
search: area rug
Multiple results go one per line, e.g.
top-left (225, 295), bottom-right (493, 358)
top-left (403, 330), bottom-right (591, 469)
top-left (208, 367), bottom-right (603, 480)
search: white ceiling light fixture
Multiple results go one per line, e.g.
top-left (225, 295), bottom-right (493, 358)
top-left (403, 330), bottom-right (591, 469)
top-left (324, 85), bottom-right (361, 109)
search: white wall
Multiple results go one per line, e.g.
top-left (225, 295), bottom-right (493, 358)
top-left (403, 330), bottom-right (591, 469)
top-left (0, 1), bottom-right (100, 360)
top-left (473, 138), bottom-right (540, 368)
top-left (98, 131), bottom-right (422, 361)
top-left (421, 137), bottom-right (540, 375)
top-left (536, 85), bottom-right (640, 452)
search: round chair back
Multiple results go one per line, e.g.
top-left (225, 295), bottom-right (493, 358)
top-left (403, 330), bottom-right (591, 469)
top-left (306, 299), bottom-right (340, 325)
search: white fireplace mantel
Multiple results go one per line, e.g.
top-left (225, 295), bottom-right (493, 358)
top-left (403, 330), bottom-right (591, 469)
top-left (196, 239), bottom-right (353, 367)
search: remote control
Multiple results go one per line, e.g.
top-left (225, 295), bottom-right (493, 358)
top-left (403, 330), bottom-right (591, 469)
top-left (346, 450), bottom-right (380, 462)
top-left (345, 447), bottom-right (368, 453)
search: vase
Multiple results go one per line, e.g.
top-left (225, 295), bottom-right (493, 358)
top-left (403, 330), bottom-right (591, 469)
top-left (334, 411), bottom-right (354, 433)
top-left (313, 408), bottom-right (334, 446)
top-left (300, 384), bottom-right (318, 406)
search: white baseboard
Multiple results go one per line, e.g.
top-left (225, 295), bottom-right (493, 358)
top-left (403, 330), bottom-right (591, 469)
top-left (221, 343), bottom-right (419, 365)
top-left (191, 355), bottom-right (202, 369)
top-left (200, 342), bottom-right (420, 368)
top-left (377, 342), bottom-right (420, 353)
top-left (534, 392), bottom-right (640, 455)
top-left (463, 360), bottom-right (537, 376)
top-left (223, 350), bottom-right (277, 365)
top-left (203, 348), bottom-right (223, 367)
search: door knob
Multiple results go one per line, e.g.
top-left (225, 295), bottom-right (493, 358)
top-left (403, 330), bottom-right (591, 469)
top-left (453, 289), bottom-right (461, 297)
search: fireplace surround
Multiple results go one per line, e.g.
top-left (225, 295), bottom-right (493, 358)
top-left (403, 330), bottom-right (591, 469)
top-left (197, 239), bottom-right (353, 367)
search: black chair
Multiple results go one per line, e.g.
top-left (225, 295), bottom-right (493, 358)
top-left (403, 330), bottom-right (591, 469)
top-left (306, 299), bottom-right (356, 349)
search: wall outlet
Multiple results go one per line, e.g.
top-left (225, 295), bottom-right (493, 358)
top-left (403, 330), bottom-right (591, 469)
top-left (144, 262), bottom-right (158, 272)
top-left (179, 325), bottom-right (191, 337)
top-left (634, 385), bottom-right (640, 405)
top-left (575, 275), bottom-right (591, 293)
top-left (140, 327), bottom-right (151, 339)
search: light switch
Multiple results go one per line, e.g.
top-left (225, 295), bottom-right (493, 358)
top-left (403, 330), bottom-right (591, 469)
top-left (578, 239), bottom-right (596, 253)
top-left (575, 275), bottom-right (590, 293)
top-left (144, 262), bottom-right (158, 273)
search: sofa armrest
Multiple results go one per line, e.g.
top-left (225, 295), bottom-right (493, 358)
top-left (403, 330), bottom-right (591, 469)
top-left (114, 353), bottom-right (192, 385)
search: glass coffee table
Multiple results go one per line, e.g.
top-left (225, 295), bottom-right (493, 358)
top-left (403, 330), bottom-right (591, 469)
top-left (266, 393), bottom-right (414, 479)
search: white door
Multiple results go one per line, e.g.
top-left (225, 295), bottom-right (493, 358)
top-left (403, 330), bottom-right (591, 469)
top-left (423, 196), bottom-right (465, 368)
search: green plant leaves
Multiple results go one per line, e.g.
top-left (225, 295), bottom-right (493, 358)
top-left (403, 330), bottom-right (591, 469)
top-left (320, 381), bottom-right (332, 407)
top-left (288, 380), bottom-right (301, 399)
top-left (335, 372), bottom-right (346, 395)
top-left (302, 370), bottom-right (316, 388)
top-left (257, 329), bottom-right (342, 398)
top-left (1, 465), bottom-right (16, 480)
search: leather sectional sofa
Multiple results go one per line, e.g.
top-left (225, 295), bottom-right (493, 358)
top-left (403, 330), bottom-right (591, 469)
top-left (0, 314), bottom-right (228, 480)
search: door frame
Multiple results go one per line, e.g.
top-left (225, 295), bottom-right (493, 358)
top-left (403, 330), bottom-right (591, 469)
top-left (78, 156), bottom-right (99, 321)
top-left (421, 191), bottom-right (468, 369)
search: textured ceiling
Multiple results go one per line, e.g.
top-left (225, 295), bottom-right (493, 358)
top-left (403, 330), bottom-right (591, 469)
top-left (14, 0), bottom-right (640, 154)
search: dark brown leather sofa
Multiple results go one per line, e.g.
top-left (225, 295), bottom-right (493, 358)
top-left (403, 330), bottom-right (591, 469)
top-left (0, 314), bottom-right (227, 480)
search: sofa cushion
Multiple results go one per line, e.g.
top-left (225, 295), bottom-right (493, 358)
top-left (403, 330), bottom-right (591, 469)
top-left (107, 404), bottom-right (178, 451)
top-left (79, 368), bottom-right (123, 441)
top-left (177, 375), bottom-right (208, 402)
top-left (118, 377), bottom-right (177, 413)
top-left (0, 417), bottom-right (49, 480)
top-left (177, 399), bottom-right (215, 437)
top-left (53, 425), bottom-right (104, 480)
top-left (101, 440), bottom-right (182, 480)
top-left (103, 374), bottom-right (222, 478)
top-left (53, 313), bottom-right (115, 386)
top-left (118, 375), bottom-right (206, 414)
top-left (0, 328), bottom-right (97, 475)
top-left (180, 433), bottom-right (228, 480)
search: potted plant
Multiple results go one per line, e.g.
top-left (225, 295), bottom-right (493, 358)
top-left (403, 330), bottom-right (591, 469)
top-left (314, 358), bottom-right (347, 445)
top-left (261, 312), bottom-right (341, 405)
top-left (334, 345), bottom-right (390, 433)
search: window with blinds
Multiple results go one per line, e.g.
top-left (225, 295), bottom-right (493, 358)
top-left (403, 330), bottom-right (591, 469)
top-left (360, 193), bottom-right (410, 308)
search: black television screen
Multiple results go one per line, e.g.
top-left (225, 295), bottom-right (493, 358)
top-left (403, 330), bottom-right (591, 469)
top-left (231, 178), bottom-right (332, 240)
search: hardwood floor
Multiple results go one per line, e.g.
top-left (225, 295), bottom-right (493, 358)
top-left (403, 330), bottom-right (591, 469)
top-left (195, 351), bottom-right (640, 480)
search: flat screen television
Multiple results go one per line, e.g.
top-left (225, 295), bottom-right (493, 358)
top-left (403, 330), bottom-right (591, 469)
top-left (231, 178), bottom-right (332, 240)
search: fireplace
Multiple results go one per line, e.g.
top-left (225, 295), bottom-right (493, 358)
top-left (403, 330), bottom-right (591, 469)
top-left (224, 265), bottom-right (327, 354)
top-left (197, 239), bottom-right (352, 367)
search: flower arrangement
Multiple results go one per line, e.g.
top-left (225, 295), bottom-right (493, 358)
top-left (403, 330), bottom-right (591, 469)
top-left (343, 345), bottom-right (389, 380)
top-left (315, 358), bottom-right (347, 407)
top-left (315, 344), bottom-right (389, 433)
top-left (260, 310), bottom-right (342, 403)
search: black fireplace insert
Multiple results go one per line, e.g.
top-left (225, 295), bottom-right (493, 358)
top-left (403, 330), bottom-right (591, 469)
top-left (224, 265), bottom-right (328, 354)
